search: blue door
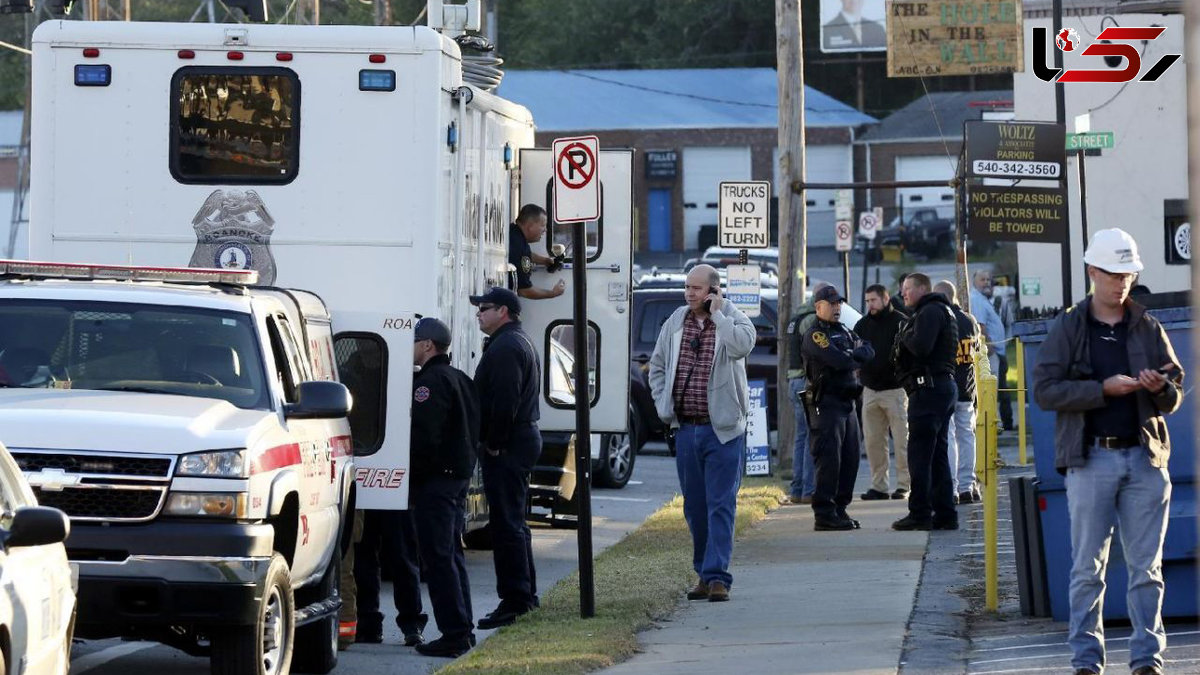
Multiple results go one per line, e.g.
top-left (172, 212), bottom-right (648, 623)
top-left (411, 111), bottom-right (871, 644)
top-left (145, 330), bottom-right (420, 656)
top-left (648, 189), bottom-right (672, 252)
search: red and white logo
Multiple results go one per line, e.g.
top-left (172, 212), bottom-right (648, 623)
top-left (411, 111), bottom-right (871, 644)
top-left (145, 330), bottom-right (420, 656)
top-left (1034, 26), bottom-right (1181, 84)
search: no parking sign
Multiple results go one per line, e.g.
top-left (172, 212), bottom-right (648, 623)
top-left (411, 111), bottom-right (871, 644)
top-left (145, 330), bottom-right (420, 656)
top-left (552, 136), bottom-right (600, 223)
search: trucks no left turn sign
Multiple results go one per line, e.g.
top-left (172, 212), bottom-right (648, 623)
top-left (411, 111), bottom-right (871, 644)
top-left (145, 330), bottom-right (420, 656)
top-left (553, 135), bottom-right (600, 223)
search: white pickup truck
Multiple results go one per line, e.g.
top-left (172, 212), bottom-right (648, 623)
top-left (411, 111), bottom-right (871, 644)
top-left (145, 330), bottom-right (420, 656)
top-left (0, 260), bottom-right (355, 675)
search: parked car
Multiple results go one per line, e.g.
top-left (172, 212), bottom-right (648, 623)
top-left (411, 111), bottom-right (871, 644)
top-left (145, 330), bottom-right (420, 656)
top-left (870, 208), bottom-right (993, 260)
top-left (0, 441), bottom-right (76, 675)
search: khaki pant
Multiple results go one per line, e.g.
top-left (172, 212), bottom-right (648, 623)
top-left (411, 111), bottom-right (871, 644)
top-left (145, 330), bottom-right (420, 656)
top-left (862, 386), bottom-right (910, 493)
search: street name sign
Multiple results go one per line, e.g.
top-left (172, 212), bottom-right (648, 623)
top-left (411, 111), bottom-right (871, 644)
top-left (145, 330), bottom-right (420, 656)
top-left (1065, 132), bottom-right (1114, 151)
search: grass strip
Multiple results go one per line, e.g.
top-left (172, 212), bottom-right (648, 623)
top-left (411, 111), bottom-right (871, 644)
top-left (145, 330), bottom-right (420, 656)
top-left (438, 477), bottom-right (785, 675)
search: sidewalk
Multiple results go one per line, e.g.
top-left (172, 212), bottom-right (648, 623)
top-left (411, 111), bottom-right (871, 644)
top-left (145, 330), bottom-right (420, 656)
top-left (604, 492), bottom-right (929, 674)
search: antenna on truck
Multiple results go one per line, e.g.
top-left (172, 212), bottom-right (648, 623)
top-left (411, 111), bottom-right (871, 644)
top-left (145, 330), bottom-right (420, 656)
top-left (427, 0), bottom-right (504, 92)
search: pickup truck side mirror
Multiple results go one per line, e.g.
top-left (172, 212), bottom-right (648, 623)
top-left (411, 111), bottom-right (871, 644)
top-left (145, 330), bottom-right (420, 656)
top-left (3, 506), bottom-right (70, 548)
top-left (286, 381), bottom-right (353, 420)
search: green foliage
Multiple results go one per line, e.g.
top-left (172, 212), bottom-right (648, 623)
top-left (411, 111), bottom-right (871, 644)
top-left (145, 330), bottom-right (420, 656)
top-left (0, 1), bottom-right (1013, 120)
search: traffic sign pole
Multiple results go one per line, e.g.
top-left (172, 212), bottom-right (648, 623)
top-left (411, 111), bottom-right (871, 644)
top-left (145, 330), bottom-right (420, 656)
top-left (572, 219), bottom-right (595, 620)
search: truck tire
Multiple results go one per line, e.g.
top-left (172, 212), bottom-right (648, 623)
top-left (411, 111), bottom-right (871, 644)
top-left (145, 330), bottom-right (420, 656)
top-left (292, 555), bottom-right (339, 674)
top-left (593, 408), bottom-right (639, 489)
top-left (210, 554), bottom-right (294, 675)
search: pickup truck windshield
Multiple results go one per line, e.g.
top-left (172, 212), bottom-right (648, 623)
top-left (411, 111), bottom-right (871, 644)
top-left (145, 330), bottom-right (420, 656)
top-left (0, 300), bottom-right (269, 410)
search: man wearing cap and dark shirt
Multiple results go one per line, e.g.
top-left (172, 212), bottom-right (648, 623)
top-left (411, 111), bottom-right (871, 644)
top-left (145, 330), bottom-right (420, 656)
top-left (409, 318), bottom-right (480, 658)
top-left (469, 286), bottom-right (542, 629)
top-left (801, 285), bottom-right (874, 531)
top-left (1034, 228), bottom-right (1183, 675)
top-left (509, 204), bottom-right (566, 300)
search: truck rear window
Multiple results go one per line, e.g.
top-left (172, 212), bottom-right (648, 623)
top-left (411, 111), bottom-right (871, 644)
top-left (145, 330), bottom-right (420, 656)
top-left (171, 67), bottom-right (300, 184)
top-left (0, 300), bottom-right (270, 410)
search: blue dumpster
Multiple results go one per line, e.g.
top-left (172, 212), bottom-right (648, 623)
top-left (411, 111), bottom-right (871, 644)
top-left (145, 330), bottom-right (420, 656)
top-left (1014, 305), bottom-right (1197, 622)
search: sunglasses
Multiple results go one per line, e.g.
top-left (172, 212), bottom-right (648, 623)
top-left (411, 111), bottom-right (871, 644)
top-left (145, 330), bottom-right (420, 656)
top-left (477, 304), bottom-right (497, 313)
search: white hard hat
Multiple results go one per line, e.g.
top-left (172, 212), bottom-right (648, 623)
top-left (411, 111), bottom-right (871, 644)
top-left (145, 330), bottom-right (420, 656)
top-left (1083, 228), bottom-right (1143, 274)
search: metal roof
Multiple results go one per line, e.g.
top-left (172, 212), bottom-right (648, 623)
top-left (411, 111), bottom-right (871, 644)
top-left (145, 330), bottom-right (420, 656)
top-left (856, 90), bottom-right (1013, 143)
top-left (498, 68), bottom-right (876, 132)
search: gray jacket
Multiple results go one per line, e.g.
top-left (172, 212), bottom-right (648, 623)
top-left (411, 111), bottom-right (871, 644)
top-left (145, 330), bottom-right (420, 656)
top-left (1032, 297), bottom-right (1184, 472)
top-left (648, 300), bottom-right (756, 444)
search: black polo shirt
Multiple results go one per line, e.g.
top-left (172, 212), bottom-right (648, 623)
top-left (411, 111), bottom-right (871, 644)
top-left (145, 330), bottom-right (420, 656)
top-left (1084, 311), bottom-right (1140, 440)
top-left (508, 223), bottom-right (533, 290)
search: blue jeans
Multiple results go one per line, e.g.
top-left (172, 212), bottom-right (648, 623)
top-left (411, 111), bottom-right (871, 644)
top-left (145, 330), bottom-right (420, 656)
top-left (1065, 445), bottom-right (1171, 673)
top-left (788, 377), bottom-right (815, 498)
top-left (675, 422), bottom-right (745, 588)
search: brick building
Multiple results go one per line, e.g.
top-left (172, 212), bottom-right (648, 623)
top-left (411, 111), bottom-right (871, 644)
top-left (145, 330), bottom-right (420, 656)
top-left (499, 68), bottom-right (875, 253)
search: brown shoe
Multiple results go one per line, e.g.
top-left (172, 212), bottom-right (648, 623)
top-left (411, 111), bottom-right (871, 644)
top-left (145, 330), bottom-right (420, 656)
top-left (686, 580), bottom-right (709, 600)
top-left (707, 581), bottom-right (729, 602)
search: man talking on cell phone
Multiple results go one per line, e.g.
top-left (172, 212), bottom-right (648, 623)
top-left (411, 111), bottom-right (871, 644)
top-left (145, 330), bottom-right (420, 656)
top-left (648, 264), bottom-right (755, 602)
top-left (1033, 228), bottom-right (1184, 675)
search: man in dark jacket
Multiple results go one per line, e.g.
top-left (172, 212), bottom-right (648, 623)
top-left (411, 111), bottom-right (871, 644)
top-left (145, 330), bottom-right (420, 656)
top-left (409, 318), bottom-right (480, 658)
top-left (891, 273), bottom-right (959, 531)
top-left (854, 283), bottom-right (910, 501)
top-left (1032, 228), bottom-right (1183, 675)
top-left (509, 204), bottom-right (565, 299)
top-left (802, 285), bottom-right (874, 531)
top-left (783, 281), bottom-right (829, 504)
top-left (469, 287), bottom-right (542, 629)
top-left (934, 280), bottom-right (982, 505)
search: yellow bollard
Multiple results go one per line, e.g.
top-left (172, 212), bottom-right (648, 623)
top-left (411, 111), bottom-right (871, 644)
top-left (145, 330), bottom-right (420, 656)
top-left (1015, 337), bottom-right (1028, 465)
top-left (978, 373), bottom-right (1000, 612)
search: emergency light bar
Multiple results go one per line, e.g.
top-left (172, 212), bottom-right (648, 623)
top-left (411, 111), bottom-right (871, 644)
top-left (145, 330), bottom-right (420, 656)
top-left (0, 260), bottom-right (258, 285)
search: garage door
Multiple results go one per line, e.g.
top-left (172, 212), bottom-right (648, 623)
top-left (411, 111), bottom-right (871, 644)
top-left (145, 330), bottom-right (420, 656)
top-left (683, 147), bottom-right (751, 251)
top-left (895, 155), bottom-right (956, 216)
top-left (774, 144), bottom-right (852, 248)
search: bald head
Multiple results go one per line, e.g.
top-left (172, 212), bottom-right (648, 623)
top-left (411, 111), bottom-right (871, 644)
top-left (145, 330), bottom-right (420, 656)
top-left (933, 280), bottom-right (957, 304)
top-left (685, 264), bottom-right (721, 315)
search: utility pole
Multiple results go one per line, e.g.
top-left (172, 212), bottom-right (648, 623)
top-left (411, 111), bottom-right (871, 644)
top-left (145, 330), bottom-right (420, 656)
top-left (775, 0), bottom-right (805, 464)
top-left (374, 0), bottom-right (390, 26)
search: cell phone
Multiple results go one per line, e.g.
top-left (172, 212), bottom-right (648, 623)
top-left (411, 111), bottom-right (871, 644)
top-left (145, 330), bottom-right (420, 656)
top-left (703, 286), bottom-right (719, 313)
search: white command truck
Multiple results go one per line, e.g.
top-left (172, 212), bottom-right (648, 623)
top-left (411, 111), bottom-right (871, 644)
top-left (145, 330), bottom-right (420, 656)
top-left (20, 3), bottom-right (633, 671)
top-left (0, 261), bottom-right (354, 675)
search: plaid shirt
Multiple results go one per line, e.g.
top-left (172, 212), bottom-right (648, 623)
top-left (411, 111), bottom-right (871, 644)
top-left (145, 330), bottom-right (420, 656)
top-left (672, 312), bottom-right (716, 418)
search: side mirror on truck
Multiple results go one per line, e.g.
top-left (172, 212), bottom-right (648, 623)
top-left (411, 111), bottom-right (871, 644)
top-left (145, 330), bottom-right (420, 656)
top-left (285, 381), bottom-right (353, 420)
top-left (3, 506), bottom-right (70, 549)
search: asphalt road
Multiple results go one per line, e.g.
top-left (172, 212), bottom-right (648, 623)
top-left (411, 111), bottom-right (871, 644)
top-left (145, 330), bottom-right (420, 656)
top-left (68, 452), bottom-right (680, 675)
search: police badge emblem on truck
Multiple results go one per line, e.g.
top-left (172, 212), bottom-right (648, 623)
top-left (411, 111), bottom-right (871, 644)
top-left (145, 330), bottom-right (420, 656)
top-left (188, 189), bottom-right (278, 284)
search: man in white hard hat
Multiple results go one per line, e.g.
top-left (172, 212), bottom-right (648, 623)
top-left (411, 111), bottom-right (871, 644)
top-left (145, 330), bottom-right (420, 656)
top-left (1032, 228), bottom-right (1184, 675)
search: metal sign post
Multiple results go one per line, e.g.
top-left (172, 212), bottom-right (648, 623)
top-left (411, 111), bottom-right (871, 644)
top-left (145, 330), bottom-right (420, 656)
top-left (551, 135), bottom-right (599, 619)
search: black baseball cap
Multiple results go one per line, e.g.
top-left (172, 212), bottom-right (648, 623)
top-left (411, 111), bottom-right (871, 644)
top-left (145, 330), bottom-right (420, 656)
top-left (414, 317), bottom-right (452, 346)
top-left (469, 286), bottom-right (521, 317)
top-left (814, 285), bottom-right (845, 304)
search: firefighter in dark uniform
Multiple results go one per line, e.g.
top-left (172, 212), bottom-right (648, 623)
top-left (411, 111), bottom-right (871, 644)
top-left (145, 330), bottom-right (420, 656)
top-left (891, 273), bottom-right (960, 531)
top-left (409, 317), bottom-right (481, 658)
top-left (469, 287), bottom-right (542, 629)
top-left (508, 203), bottom-right (566, 300)
top-left (801, 285), bottom-right (874, 531)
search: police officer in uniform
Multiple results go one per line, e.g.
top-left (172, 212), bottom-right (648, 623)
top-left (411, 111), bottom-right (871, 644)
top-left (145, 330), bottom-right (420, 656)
top-left (892, 273), bottom-right (960, 531)
top-left (409, 318), bottom-right (481, 658)
top-left (801, 285), bottom-right (874, 531)
top-left (509, 204), bottom-right (565, 300)
top-left (469, 287), bottom-right (542, 628)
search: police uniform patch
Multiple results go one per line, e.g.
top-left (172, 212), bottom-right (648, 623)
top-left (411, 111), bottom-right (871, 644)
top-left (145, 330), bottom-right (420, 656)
top-left (521, 256), bottom-right (533, 274)
top-left (414, 386), bottom-right (431, 403)
top-left (812, 331), bottom-right (830, 349)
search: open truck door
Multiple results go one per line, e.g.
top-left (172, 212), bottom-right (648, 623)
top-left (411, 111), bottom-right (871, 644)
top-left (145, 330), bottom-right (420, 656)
top-left (517, 148), bottom-right (633, 433)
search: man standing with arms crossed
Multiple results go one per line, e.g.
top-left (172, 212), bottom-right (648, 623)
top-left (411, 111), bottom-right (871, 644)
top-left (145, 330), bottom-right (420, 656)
top-left (649, 264), bottom-right (755, 602)
top-left (854, 283), bottom-right (910, 501)
top-left (1033, 229), bottom-right (1183, 675)
top-left (470, 287), bottom-right (543, 629)
top-left (891, 273), bottom-right (959, 531)
top-left (409, 318), bottom-right (480, 658)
